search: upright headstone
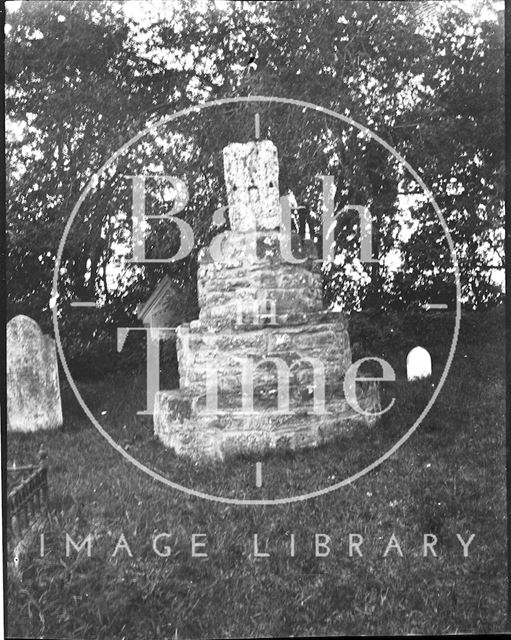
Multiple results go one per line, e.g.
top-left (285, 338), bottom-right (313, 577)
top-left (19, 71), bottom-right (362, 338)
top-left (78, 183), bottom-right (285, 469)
top-left (407, 346), bottom-right (432, 381)
top-left (7, 315), bottom-right (63, 431)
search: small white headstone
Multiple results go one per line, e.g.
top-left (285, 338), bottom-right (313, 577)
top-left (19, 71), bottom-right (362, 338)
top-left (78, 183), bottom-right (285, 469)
top-left (407, 346), bottom-right (432, 381)
top-left (7, 315), bottom-right (63, 431)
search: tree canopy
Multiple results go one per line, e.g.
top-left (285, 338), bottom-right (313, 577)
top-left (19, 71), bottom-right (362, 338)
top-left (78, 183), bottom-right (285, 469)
top-left (6, 0), bottom-right (504, 371)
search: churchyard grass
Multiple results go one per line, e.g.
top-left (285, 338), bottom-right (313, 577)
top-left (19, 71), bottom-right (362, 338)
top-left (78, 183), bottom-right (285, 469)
top-left (6, 310), bottom-right (507, 638)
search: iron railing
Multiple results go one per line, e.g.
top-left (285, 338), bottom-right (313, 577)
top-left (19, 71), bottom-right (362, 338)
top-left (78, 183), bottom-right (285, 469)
top-left (7, 445), bottom-right (49, 543)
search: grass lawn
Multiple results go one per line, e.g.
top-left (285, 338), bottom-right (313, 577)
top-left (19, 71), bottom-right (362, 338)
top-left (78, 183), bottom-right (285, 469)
top-left (6, 311), bottom-right (507, 638)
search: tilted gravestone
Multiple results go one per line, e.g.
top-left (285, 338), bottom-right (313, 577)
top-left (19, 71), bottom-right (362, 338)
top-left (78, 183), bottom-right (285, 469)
top-left (407, 346), bottom-right (432, 381)
top-left (7, 315), bottom-right (63, 432)
top-left (136, 275), bottom-right (185, 333)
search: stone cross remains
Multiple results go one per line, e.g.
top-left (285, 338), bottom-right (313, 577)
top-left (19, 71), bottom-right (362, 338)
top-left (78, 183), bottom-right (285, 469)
top-left (222, 140), bottom-right (281, 232)
top-left (7, 315), bottom-right (63, 432)
top-left (153, 138), bottom-right (380, 460)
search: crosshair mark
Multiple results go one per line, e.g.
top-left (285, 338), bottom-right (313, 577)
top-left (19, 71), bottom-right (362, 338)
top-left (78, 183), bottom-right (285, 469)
top-left (71, 301), bottom-right (98, 308)
top-left (254, 113), bottom-right (260, 139)
top-left (255, 462), bottom-right (262, 488)
top-left (423, 303), bottom-right (448, 310)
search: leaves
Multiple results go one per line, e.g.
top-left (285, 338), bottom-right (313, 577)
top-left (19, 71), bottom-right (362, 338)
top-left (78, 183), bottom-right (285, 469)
top-left (6, 0), bottom-right (504, 355)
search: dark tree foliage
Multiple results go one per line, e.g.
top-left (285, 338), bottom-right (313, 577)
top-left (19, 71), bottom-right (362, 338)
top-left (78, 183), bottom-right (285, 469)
top-left (6, 0), bottom-right (504, 373)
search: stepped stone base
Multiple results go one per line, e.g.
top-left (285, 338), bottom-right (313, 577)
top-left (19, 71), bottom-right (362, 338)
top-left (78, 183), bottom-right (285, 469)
top-left (152, 138), bottom-right (382, 461)
top-left (154, 379), bottom-right (380, 461)
top-left (176, 312), bottom-right (351, 395)
top-left (152, 232), bottom-right (382, 461)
